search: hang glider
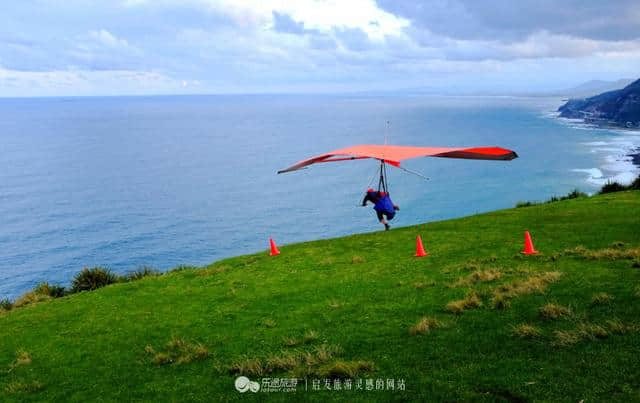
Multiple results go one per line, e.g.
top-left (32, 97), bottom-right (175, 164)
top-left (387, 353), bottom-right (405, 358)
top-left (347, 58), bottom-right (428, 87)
top-left (277, 144), bottom-right (518, 174)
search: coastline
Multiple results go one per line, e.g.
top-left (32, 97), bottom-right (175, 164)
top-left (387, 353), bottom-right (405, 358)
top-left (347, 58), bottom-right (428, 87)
top-left (552, 109), bottom-right (640, 185)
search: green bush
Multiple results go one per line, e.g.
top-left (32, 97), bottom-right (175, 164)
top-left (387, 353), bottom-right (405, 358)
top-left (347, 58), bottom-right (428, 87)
top-left (71, 267), bottom-right (119, 292)
top-left (516, 201), bottom-right (537, 208)
top-left (124, 266), bottom-right (160, 281)
top-left (600, 181), bottom-right (627, 194)
top-left (630, 176), bottom-right (640, 190)
top-left (169, 264), bottom-right (197, 273)
top-left (33, 282), bottom-right (66, 298)
top-left (516, 188), bottom-right (588, 208)
top-left (0, 298), bottom-right (12, 311)
top-left (562, 189), bottom-right (588, 200)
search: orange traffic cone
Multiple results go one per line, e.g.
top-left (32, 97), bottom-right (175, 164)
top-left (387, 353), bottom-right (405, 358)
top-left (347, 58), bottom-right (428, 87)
top-left (521, 231), bottom-right (538, 255)
top-left (415, 235), bottom-right (428, 257)
top-left (269, 237), bottom-right (281, 256)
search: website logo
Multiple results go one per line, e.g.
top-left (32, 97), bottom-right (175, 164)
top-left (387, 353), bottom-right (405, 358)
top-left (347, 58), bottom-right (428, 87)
top-left (235, 376), bottom-right (260, 393)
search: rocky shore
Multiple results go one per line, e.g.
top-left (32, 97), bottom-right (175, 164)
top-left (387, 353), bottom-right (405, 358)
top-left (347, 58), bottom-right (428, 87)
top-left (559, 78), bottom-right (640, 128)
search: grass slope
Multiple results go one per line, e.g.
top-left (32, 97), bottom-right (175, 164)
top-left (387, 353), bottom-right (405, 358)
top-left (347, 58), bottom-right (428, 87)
top-left (1, 191), bottom-right (640, 402)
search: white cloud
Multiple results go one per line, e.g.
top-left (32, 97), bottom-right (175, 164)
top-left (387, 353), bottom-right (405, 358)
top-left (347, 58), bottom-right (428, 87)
top-left (501, 31), bottom-right (640, 59)
top-left (125, 0), bottom-right (409, 40)
top-left (88, 29), bottom-right (130, 49)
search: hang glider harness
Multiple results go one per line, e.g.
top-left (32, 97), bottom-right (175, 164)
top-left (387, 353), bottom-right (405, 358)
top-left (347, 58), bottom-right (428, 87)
top-left (277, 145), bottom-right (518, 194)
top-left (364, 158), bottom-right (412, 196)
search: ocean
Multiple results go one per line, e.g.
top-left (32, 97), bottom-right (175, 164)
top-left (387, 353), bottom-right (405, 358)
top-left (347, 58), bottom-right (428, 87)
top-left (1, 95), bottom-right (639, 299)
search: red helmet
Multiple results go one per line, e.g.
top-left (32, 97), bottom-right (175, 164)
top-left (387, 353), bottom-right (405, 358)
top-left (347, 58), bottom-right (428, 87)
top-left (367, 188), bottom-right (374, 193)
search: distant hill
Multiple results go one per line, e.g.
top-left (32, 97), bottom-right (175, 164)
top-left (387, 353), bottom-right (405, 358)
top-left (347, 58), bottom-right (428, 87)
top-left (555, 78), bottom-right (635, 98)
top-left (558, 78), bottom-right (640, 128)
top-left (358, 79), bottom-right (636, 98)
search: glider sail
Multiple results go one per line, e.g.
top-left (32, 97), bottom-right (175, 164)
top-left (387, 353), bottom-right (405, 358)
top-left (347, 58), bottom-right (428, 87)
top-left (277, 144), bottom-right (518, 174)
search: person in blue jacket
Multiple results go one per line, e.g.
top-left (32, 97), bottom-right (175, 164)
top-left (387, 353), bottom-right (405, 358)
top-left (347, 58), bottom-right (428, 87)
top-left (362, 188), bottom-right (399, 230)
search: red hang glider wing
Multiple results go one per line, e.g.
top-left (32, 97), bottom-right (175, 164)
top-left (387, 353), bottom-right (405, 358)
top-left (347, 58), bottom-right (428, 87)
top-left (277, 144), bottom-right (517, 173)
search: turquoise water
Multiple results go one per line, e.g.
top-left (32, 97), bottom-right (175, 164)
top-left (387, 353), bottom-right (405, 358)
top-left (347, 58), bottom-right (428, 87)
top-left (1, 95), bottom-right (638, 299)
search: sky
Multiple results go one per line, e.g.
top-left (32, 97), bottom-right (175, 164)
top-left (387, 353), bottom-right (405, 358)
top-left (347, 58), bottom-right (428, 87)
top-left (0, 0), bottom-right (639, 96)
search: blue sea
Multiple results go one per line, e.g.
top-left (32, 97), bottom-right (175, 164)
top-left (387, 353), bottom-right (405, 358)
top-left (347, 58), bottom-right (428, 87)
top-left (1, 95), bottom-right (639, 299)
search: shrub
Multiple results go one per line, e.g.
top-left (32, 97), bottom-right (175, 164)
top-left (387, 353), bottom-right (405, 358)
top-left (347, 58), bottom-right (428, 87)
top-left (409, 316), bottom-right (441, 335)
top-left (229, 357), bottom-right (265, 376)
top-left (594, 175), bottom-right (640, 194)
top-left (266, 353), bottom-right (300, 372)
top-left (13, 290), bottom-right (51, 308)
top-left (71, 267), bottom-right (119, 292)
top-left (33, 283), bottom-right (66, 298)
top-left (516, 201), bottom-right (537, 208)
top-left (11, 350), bottom-right (32, 367)
top-left (303, 330), bottom-right (319, 343)
top-left (562, 189), bottom-right (588, 200)
top-left (413, 280), bottom-right (436, 289)
top-left (516, 188), bottom-right (588, 208)
top-left (577, 323), bottom-right (609, 340)
top-left (605, 319), bottom-right (637, 334)
top-left (169, 264), bottom-right (197, 273)
top-left (539, 303), bottom-right (572, 321)
top-left (446, 291), bottom-right (483, 314)
top-left (591, 292), bottom-right (613, 306)
top-left (600, 181), bottom-right (627, 194)
top-left (453, 269), bottom-right (501, 287)
top-left (4, 380), bottom-right (44, 394)
top-left (553, 330), bottom-right (580, 347)
top-left (124, 266), bottom-right (160, 281)
top-left (0, 298), bottom-right (12, 311)
top-left (282, 337), bottom-right (299, 347)
top-left (146, 336), bottom-right (209, 366)
top-left (314, 344), bottom-right (342, 363)
top-left (491, 272), bottom-right (562, 309)
top-left (563, 245), bottom-right (640, 260)
top-left (512, 324), bottom-right (542, 339)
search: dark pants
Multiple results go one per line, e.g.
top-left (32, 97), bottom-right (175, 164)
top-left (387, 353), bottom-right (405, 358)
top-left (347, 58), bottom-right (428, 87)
top-left (376, 210), bottom-right (395, 221)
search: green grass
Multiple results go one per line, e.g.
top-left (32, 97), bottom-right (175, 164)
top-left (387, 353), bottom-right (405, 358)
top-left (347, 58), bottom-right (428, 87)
top-left (1, 191), bottom-right (640, 401)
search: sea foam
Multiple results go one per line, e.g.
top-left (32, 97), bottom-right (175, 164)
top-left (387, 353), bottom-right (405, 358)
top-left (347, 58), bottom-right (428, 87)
top-left (553, 111), bottom-right (640, 186)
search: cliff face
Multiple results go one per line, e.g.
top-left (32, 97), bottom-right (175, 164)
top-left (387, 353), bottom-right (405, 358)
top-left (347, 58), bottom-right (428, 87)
top-left (558, 78), bottom-right (640, 127)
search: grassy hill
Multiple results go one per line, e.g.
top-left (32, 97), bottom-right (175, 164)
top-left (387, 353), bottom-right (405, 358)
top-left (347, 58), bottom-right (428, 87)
top-left (1, 191), bottom-right (640, 402)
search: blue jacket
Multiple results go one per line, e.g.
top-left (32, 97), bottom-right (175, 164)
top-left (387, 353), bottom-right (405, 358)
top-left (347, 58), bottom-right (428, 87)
top-left (363, 191), bottom-right (395, 214)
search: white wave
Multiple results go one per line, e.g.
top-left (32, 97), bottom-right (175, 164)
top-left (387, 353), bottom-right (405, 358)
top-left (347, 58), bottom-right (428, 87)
top-left (572, 167), bottom-right (639, 186)
top-left (572, 168), bottom-right (603, 179)
top-left (548, 106), bottom-right (640, 187)
top-left (593, 147), bottom-right (624, 153)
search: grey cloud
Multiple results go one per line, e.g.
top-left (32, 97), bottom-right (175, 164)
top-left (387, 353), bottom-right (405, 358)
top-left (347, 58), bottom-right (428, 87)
top-left (333, 27), bottom-right (372, 51)
top-left (272, 12), bottom-right (307, 35)
top-left (308, 34), bottom-right (337, 50)
top-left (377, 0), bottom-right (640, 41)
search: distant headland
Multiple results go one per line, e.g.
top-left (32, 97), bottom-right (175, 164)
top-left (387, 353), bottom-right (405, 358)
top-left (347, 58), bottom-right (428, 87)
top-left (558, 78), bottom-right (640, 129)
